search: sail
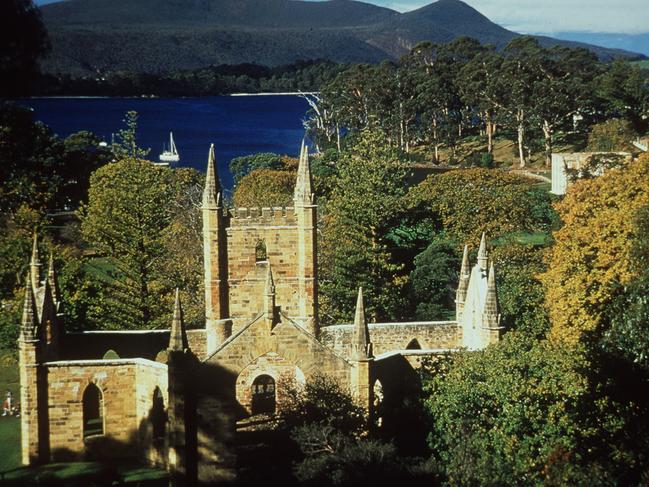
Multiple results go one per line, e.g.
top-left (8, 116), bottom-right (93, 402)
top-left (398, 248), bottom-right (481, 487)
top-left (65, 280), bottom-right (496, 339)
top-left (158, 131), bottom-right (180, 164)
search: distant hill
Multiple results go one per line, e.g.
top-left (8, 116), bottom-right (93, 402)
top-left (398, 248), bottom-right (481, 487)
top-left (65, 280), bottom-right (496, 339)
top-left (39, 0), bottom-right (646, 77)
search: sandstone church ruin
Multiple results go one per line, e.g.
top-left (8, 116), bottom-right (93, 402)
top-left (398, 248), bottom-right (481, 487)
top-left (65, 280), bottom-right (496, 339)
top-left (18, 143), bottom-right (504, 483)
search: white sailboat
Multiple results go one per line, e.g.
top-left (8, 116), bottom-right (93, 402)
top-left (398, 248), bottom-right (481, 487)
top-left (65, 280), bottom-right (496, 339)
top-left (157, 132), bottom-right (180, 165)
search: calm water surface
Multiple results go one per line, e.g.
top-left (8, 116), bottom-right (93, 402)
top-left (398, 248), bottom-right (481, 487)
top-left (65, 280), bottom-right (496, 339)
top-left (21, 96), bottom-right (310, 192)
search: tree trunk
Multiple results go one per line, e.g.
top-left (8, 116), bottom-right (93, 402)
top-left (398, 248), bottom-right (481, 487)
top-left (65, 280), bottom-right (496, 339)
top-left (486, 121), bottom-right (494, 154)
top-left (433, 118), bottom-right (439, 163)
top-left (517, 109), bottom-right (526, 168)
top-left (542, 119), bottom-right (552, 167)
top-left (336, 123), bottom-right (341, 152)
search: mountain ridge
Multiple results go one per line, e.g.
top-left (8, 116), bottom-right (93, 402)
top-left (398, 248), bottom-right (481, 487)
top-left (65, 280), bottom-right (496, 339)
top-left (39, 0), bottom-right (645, 77)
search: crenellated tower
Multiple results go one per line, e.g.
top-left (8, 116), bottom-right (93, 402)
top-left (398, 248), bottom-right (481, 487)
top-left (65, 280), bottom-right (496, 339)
top-left (201, 142), bottom-right (319, 352)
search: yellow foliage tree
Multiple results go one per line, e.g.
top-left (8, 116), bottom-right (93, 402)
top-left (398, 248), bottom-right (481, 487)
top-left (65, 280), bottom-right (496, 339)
top-left (541, 154), bottom-right (649, 345)
top-left (232, 169), bottom-right (295, 208)
top-left (409, 168), bottom-right (549, 246)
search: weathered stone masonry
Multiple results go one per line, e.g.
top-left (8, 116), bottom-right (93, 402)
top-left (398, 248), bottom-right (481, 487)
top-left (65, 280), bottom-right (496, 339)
top-left (19, 141), bottom-right (504, 485)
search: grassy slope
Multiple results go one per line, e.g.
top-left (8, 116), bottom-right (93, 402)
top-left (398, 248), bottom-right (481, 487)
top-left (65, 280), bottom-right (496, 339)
top-left (634, 60), bottom-right (649, 70)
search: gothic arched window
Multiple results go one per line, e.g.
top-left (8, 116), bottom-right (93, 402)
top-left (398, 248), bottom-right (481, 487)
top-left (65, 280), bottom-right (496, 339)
top-left (255, 240), bottom-right (268, 262)
top-left (406, 338), bottom-right (422, 350)
top-left (83, 383), bottom-right (104, 437)
top-left (251, 374), bottom-right (276, 415)
top-left (151, 387), bottom-right (166, 441)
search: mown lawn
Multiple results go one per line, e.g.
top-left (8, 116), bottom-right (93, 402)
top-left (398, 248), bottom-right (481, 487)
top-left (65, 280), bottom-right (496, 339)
top-left (634, 60), bottom-right (649, 71)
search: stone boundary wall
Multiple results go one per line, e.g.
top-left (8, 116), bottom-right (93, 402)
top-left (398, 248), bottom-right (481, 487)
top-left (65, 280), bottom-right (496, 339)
top-left (43, 359), bottom-right (167, 463)
top-left (61, 331), bottom-right (170, 361)
top-left (320, 321), bottom-right (461, 357)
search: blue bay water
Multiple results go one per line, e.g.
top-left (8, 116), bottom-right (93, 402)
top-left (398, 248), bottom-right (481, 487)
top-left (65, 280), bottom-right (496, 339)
top-left (20, 96), bottom-right (310, 193)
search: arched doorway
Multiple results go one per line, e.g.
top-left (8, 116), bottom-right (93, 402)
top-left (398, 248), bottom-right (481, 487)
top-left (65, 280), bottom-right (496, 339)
top-left (251, 375), bottom-right (276, 415)
top-left (83, 383), bottom-right (103, 437)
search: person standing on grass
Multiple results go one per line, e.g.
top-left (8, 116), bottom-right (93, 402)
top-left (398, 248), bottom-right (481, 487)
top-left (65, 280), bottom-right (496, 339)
top-left (2, 390), bottom-right (12, 416)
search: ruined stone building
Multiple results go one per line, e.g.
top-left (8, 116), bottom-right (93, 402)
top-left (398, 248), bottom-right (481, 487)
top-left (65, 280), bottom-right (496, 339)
top-left (18, 143), bottom-right (504, 483)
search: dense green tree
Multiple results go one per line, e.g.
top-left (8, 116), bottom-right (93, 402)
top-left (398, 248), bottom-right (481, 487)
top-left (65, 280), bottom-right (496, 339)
top-left (595, 60), bottom-right (649, 133)
top-left (490, 242), bottom-right (550, 338)
top-left (424, 333), bottom-right (590, 486)
top-left (457, 47), bottom-right (503, 155)
top-left (229, 152), bottom-right (284, 185)
top-left (0, 103), bottom-right (111, 213)
top-left (408, 239), bottom-right (460, 320)
top-left (112, 111), bottom-right (150, 159)
top-left (79, 159), bottom-right (201, 330)
top-left (409, 169), bottom-right (553, 246)
top-left (232, 169), bottom-right (295, 208)
top-left (1, 0), bottom-right (50, 97)
top-left (530, 46), bottom-right (599, 165)
top-left (586, 118), bottom-right (637, 151)
top-left (320, 130), bottom-right (409, 324)
top-left (605, 205), bottom-right (649, 370)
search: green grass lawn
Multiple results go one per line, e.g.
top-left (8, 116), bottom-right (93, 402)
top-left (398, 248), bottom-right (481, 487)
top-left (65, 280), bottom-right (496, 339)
top-left (0, 417), bottom-right (21, 472)
top-left (633, 60), bottom-right (649, 71)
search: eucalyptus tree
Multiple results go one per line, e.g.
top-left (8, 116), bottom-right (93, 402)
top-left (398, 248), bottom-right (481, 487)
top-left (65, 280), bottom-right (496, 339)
top-left (530, 46), bottom-right (599, 165)
top-left (595, 60), bottom-right (649, 134)
top-left (498, 37), bottom-right (545, 167)
top-left (457, 48), bottom-right (504, 154)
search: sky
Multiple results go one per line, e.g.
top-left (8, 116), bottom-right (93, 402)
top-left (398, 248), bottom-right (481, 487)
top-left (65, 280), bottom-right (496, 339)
top-left (33, 0), bottom-right (649, 36)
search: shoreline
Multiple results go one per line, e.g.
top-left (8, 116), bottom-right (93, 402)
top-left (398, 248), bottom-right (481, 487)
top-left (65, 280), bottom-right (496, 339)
top-left (27, 92), bottom-right (319, 99)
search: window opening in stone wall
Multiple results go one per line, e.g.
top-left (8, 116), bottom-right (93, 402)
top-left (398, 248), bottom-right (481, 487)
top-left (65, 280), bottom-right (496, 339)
top-left (255, 240), bottom-right (268, 262)
top-left (373, 380), bottom-right (385, 428)
top-left (151, 387), bottom-right (166, 441)
top-left (251, 374), bottom-right (276, 415)
top-left (83, 383), bottom-right (104, 438)
top-left (406, 338), bottom-right (422, 350)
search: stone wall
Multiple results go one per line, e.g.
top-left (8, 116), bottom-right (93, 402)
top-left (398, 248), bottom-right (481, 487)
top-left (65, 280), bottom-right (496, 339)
top-left (187, 329), bottom-right (207, 360)
top-left (320, 321), bottom-right (461, 357)
top-left (208, 316), bottom-right (352, 417)
top-left (226, 208), bottom-right (305, 326)
top-left (43, 359), bottom-right (167, 463)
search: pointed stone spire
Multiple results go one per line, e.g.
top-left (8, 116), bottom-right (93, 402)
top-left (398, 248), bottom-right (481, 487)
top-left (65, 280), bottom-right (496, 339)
top-left (460, 245), bottom-right (470, 278)
top-left (169, 289), bottom-right (188, 352)
top-left (202, 144), bottom-right (222, 208)
top-left (477, 232), bottom-right (488, 270)
top-left (47, 252), bottom-right (61, 310)
top-left (294, 140), bottom-right (313, 205)
top-left (456, 245), bottom-right (471, 315)
top-left (21, 273), bottom-right (39, 340)
top-left (264, 262), bottom-right (276, 321)
top-left (482, 262), bottom-right (500, 329)
top-left (30, 232), bottom-right (41, 291)
top-left (352, 287), bottom-right (373, 360)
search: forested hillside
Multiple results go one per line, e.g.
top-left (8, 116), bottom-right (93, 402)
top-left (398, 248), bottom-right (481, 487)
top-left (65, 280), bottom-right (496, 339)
top-left (39, 0), bottom-right (644, 78)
